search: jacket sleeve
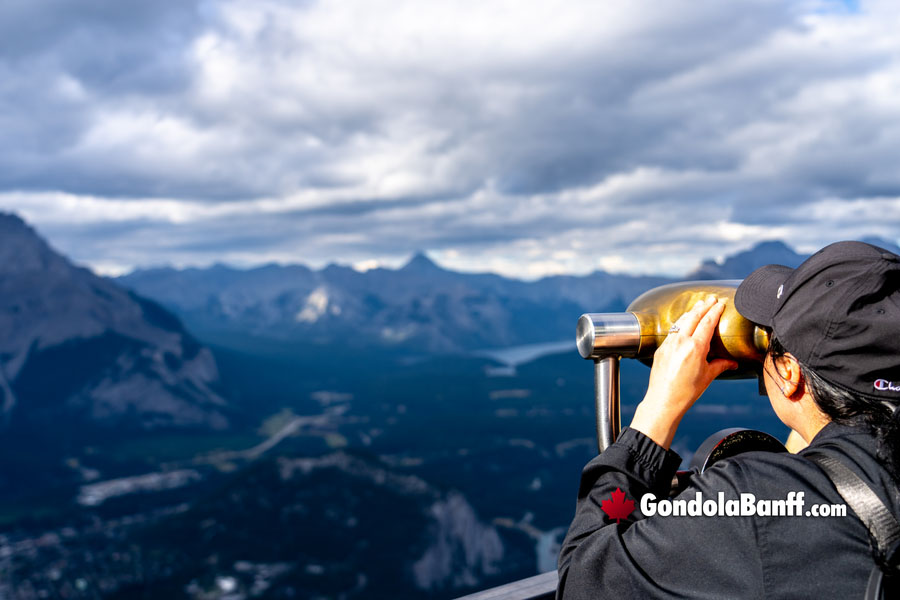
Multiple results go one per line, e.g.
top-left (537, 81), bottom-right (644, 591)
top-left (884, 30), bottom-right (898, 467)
top-left (557, 427), bottom-right (765, 599)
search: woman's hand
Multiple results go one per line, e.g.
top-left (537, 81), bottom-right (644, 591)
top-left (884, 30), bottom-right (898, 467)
top-left (630, 296), bottom-right (738, 449)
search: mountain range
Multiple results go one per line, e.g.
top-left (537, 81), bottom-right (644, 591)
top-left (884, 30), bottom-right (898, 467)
top-left (117, 236), bottom-right (900, 354)
top-left (117, 253), bottom-right (669, 353)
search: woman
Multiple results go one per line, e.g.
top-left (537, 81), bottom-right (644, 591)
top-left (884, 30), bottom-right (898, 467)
top-left (557, 241), bottom-right (900, 599)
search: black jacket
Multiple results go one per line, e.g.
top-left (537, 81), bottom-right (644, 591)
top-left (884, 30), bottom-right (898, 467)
top-left (557, 423), bottom-right (900, 599)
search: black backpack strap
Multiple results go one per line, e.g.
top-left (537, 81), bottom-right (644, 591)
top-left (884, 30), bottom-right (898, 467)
top-left (805, 452), bottom-right (900, 600)
top-left (806, 453), bottom-right (900, 554)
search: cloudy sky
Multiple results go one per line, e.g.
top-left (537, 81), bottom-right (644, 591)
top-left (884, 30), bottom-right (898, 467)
top-left (2, 0), bottom-right (899, 278)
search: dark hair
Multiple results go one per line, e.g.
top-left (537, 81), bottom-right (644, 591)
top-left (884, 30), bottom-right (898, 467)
top-left (768, 336), bottom-right (900, 481)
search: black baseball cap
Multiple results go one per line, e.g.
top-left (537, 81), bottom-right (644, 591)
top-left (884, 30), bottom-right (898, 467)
top-left (734, 241), bottom-right (900, 401)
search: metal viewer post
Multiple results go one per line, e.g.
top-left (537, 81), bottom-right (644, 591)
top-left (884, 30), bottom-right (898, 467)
top-left (576, 313), bottom-right (641, 453)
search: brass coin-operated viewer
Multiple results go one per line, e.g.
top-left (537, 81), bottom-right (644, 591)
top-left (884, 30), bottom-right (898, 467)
top-left (576, 280), bottom-right (771, 455)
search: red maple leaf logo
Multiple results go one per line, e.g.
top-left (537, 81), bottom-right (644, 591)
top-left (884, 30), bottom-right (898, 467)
top-left (601, 487), bottom-right (635, 523)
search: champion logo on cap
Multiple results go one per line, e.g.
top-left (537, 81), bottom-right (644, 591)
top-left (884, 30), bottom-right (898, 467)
top-left (874, 379), bottom-right (900, 393)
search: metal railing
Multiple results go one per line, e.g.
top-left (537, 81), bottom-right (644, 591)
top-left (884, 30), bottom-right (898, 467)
top-left (454, 571), bottom-right (557, 600)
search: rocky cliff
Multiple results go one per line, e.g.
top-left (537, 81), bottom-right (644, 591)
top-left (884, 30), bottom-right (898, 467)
top-left (0, 213), bottom-right (228, 430)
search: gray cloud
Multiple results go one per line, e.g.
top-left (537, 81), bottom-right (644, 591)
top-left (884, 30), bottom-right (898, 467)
top-left (1, 0), bottom-right (899, 277)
